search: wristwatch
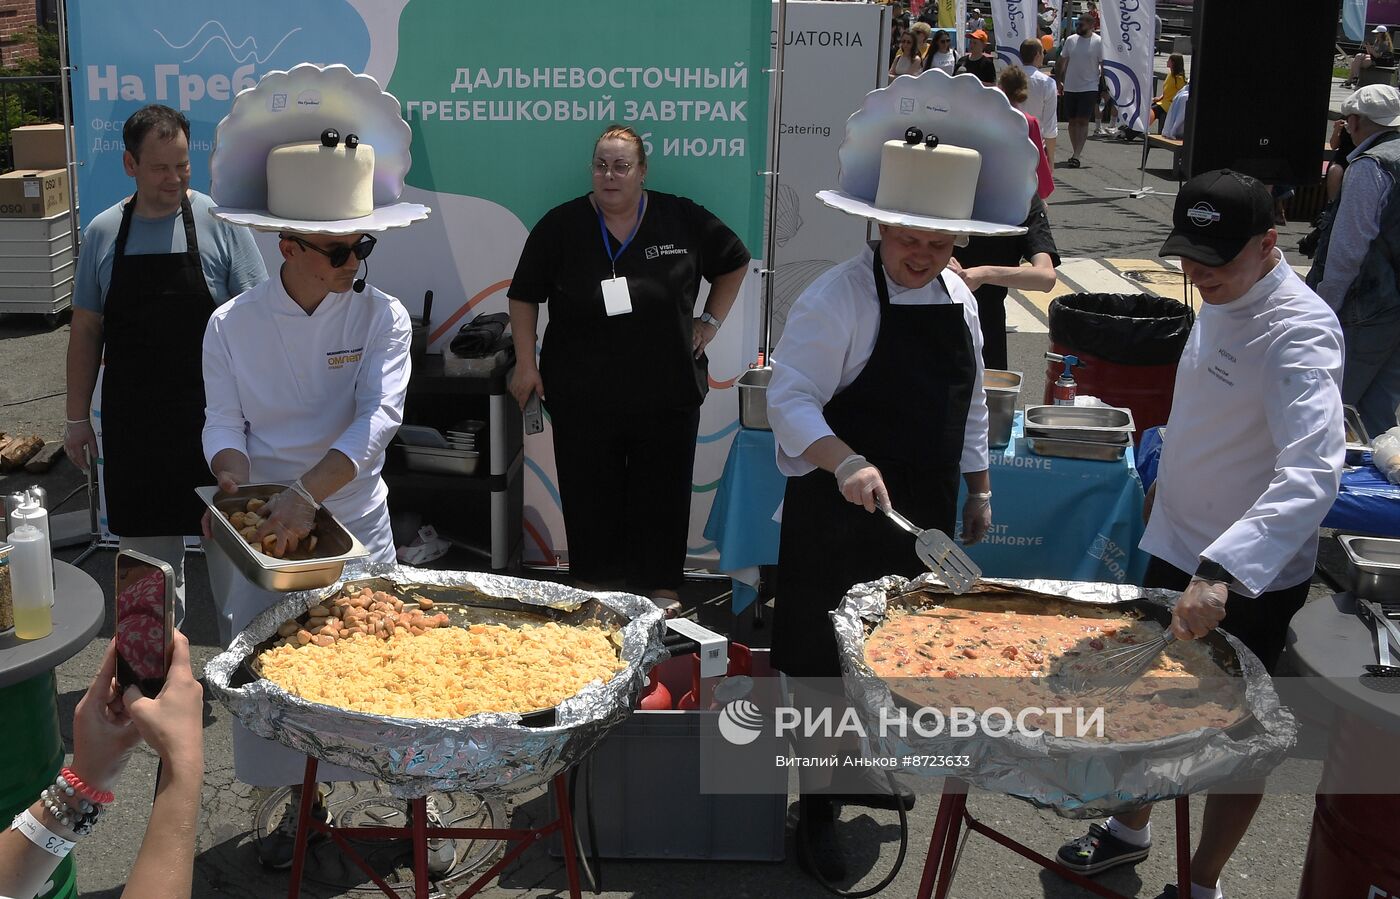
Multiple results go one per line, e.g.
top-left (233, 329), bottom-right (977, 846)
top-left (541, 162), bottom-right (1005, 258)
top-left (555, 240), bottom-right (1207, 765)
top-left (1194, 558), bottom-right (1233, 585)
top-left (698, 312), bottom-right (723, 330)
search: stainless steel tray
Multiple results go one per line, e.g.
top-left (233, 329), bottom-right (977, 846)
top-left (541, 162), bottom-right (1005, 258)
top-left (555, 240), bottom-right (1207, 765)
top-left (984, 369), bottom-right (1023, 393)
top-left (402, 445), bottom-right (481, 475)
top-left (1026, 435), bottom-right (1128, 462)
top-left (1341, 535), bottom-right (1400, 601)
top-left (1344, 405), bottom-right (1371, 462)
top-left (1024, 405), bottom-right (1136, 442)
top-left (196, 484), bottom-right (368, 592)
top-left (737, 366), bottom-right (772, 431)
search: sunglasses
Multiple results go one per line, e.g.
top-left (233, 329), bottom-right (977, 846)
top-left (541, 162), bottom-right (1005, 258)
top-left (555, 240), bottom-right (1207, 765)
top-left (287, 234), bottom-right (377, 267)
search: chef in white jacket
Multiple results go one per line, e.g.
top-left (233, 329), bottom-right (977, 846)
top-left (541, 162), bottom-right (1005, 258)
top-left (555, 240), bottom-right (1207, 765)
top-left (763, 89), bottom-right (1043, 879)
top-left (198, 67), bottom-right (432, 871)
top-left (1055, 170), bottom-right (1344, 899)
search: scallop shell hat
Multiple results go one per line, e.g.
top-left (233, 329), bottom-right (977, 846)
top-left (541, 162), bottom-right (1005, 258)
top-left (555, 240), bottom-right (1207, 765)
top-left (816, 69), bottom-right (1038, 237)
top-left (209, 63), bottom-right (430, 235)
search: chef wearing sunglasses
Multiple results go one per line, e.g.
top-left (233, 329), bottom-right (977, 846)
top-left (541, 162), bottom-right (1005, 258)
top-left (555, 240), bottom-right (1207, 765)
top-left (199, 66), bottom-right (433, 868)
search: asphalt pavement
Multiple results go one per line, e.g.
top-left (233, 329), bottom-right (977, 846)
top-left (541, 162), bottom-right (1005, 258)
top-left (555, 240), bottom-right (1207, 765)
top-left (0, 71), bottom-right (1343, 899)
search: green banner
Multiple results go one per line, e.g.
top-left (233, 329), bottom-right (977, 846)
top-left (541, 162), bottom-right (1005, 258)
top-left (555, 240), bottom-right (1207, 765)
top-left (388, 0), bottom-right (771, 248)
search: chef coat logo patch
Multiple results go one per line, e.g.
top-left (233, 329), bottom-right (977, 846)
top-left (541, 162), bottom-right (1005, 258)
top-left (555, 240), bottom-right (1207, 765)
top-left (643, 244), bottom-right (688, 259)
top-left (1186, 202), bottom-right (1222, 228)
top-left (326, 347), bottom-right (364, 370)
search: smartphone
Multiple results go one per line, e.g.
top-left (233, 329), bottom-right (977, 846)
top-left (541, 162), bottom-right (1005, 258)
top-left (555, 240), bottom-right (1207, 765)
top-left (114, 550), bottom-right (175, 698)
top-left (523, 393), bottom-right (544, 435)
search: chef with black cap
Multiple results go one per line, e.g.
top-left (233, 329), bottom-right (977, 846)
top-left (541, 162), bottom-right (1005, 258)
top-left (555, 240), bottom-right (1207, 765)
top-left (1054, 169), bottom-right (1345, 899)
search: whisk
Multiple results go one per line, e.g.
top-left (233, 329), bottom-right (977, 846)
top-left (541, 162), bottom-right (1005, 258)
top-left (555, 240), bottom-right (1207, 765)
top-left (1051, 629), bottom-right (1178, 699)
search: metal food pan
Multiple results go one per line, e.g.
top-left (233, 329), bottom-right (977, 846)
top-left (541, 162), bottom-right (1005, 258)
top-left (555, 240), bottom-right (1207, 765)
top-left (1026, 435), bottom-right (1128, 462)
top-left (1023, 405), bottom-right (1136, 442)
top-left (1340, 535), bottom-right (1400, 601)
top-left (402, 445), bottom-right (481, 475)
top-left (983, 369), bottom-right (1023, 393)
top-left (234, 575), bottom-right (630, 726)
top-left (196, 484), bottom-right (367, 592)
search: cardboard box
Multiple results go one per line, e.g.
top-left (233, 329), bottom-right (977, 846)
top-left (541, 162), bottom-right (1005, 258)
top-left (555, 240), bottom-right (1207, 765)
top-left (11, 124), bottom-right (69, 171)
top-left (0, 170), bottom-right (69, 219)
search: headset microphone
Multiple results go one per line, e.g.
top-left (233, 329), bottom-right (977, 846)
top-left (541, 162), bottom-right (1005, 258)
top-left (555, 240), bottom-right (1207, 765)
top-left (353, 258), bottom-right (369, 294)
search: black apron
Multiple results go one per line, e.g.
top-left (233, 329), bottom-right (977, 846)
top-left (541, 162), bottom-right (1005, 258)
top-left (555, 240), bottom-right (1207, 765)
top-left (770, 246), bottom-right (976, 677)
top-left (101, 195), bottom-right (217, 536)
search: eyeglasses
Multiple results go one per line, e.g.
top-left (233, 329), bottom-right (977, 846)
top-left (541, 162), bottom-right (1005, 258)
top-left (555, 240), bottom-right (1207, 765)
top-left (287, 234), bottom-right (377, 267)
top-left (592, 160), bottom-right (636, 177)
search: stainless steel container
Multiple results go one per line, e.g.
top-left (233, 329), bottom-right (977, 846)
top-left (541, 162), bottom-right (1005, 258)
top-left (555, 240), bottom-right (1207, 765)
top-left (738, 367), bottom-right (772, 431)
top-left (1343, 405), bottom-right (1371, 464)
top-left (1340, 535), bottom-right (1400, 601)
top-left (402, 445), bottom-right (482, 476)
top-left (196, 484), bottom-right (368, 592)
top-left (1026, 436), bottom-right (1129, 462)
top-left (984, 369), bottom-right (1022, 449)
top-left (1023, 405), bottom-right (1136, 443)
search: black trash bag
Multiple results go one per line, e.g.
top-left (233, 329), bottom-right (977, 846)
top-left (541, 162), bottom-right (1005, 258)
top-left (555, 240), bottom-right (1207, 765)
top-left (449, 312), bottom-right (511, 357)
top-left (1048, 293), bottom-right (1193, 366)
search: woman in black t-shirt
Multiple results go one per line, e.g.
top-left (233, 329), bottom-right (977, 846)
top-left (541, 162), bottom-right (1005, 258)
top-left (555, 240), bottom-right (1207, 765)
top-left (508, 125), bottom-right (750, 611)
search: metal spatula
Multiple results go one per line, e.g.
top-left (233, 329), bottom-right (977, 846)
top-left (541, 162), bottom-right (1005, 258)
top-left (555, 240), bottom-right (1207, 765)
top-left (879, 503), bottom-right (981, 593)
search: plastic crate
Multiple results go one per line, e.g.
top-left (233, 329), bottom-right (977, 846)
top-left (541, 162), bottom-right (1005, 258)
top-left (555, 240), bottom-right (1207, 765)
top-left (551, 649), bottom-right (788, 861)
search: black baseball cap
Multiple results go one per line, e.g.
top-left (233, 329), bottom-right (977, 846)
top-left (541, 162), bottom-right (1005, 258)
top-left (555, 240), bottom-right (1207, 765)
top-left (1159, 169), bottom-right (1275, 266)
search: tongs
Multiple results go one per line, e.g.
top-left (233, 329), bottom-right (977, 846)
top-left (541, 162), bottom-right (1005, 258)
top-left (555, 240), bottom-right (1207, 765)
top-left (1358, 598), bottom-right (1400, 678)
top-left (879, 502), bottom-right (981, 593)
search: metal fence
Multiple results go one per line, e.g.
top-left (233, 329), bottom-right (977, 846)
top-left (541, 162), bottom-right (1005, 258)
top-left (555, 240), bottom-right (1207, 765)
top-left (0, 74), bottom-right (64, 171)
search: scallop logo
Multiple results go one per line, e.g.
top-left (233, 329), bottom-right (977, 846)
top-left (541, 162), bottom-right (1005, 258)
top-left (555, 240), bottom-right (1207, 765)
top-left (718, 699), bottom-right (765, 745)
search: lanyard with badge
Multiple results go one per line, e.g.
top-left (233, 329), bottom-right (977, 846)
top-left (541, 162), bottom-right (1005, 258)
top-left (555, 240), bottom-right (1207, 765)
top-left (595, 193), bottom-right (645, 316)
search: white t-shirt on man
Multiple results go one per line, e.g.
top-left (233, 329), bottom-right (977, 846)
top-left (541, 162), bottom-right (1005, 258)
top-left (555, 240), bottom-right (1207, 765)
top-left (1060, 32), bottom-right (1103, 93)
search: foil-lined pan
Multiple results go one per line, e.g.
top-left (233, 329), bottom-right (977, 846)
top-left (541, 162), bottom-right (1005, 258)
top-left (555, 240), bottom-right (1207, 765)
top-left (206, 563), bottom-right (667, 798)
top-left (832, 574), bottom-right (1297, 818)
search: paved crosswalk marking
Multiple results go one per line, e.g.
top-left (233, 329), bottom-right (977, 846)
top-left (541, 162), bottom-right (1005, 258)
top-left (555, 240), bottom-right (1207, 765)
top-left (1001, 256), bottom-right (1285, 335)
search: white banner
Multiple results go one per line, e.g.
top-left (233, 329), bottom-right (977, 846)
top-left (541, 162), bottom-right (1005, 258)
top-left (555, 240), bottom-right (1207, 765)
top-left (1099, 0), bottom-right (1156, 134)
top-left (989, 0), bottom-right (1033, 68)
top-left (768, 0), bottom-right (887, 343)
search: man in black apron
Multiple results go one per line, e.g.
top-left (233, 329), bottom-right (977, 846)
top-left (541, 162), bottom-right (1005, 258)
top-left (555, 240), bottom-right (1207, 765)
top-left (767, 226), bottom-right (994, 883)
top-left (64, 104), bottom-right (267, 623)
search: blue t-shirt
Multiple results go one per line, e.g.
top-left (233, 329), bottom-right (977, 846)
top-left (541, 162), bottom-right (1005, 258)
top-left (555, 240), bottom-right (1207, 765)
top-left (73, 190), bottom-right (268, 314)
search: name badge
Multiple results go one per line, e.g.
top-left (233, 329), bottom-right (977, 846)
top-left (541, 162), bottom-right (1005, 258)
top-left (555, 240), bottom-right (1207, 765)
top-left (601, 276), bottom-right (632, 316)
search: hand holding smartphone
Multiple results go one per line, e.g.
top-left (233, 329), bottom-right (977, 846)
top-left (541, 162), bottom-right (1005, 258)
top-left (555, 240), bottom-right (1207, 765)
top-left (114, 550), bottom-right (175, 699)
top-left (523, 393), bottom-right (544, 435)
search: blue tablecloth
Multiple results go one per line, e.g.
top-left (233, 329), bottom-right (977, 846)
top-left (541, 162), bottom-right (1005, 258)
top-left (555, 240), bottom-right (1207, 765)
top-left (704, 428), bottom-right (784, 613)
top-left (1136, 426), bottom-right (1400, 537)
top-left (704, 416), bottom-right (1148, 612)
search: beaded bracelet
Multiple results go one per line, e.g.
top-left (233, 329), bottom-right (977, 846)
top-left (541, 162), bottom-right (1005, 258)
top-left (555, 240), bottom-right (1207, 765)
top-left (60, 767), bottom-right (114, 806)
top-left (40, 782), bottom-right (102, 837)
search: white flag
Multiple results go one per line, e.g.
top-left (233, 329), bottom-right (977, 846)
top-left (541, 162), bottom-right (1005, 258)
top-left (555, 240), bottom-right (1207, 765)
top-left (989, 0), bottom-right (1033, 68)
top-left (1099, 0), bottom-right (1156, 134)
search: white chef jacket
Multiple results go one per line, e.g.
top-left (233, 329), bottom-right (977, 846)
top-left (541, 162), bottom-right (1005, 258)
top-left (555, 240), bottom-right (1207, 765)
top-left (768, 245), bottom-right (990, 477)
top-left (201, 272), bottom-right (411, 561)
top-left (1141, 250), bottom-right (1345, 597)
top-left (201, 272), bottom-right (410, 786)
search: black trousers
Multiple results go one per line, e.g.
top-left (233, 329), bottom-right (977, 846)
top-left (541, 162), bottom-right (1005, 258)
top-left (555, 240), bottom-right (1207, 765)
top-left (1144, 555), bottom-right (1310, 674)
top-left (549, 401), bottom-right (700, 593)
top-left (973, 288), bottom-right (1009, 371)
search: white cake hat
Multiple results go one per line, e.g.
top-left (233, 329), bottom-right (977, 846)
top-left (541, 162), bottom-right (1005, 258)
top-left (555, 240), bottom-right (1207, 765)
top-left (816, 69), bottom-right (1037, 237)
top-left (209, 63), bottom-right (430, 235)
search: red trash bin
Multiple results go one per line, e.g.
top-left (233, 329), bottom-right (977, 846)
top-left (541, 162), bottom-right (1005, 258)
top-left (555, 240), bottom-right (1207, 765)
top-left (1042, 294), bottom-right (1193, 445)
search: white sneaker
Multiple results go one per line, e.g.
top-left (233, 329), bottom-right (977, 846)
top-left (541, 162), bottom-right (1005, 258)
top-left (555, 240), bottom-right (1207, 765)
top-left (1093, 122), bottom-right (1102, 135)
top-left (421, 796), bottom-right (457, 877)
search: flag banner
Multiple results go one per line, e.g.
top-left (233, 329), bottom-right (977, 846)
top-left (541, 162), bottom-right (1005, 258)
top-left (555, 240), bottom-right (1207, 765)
top-left (1099, 0), bottom-right (1155, 134)
top-left (990, 0), bottom-right (1033, 67)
